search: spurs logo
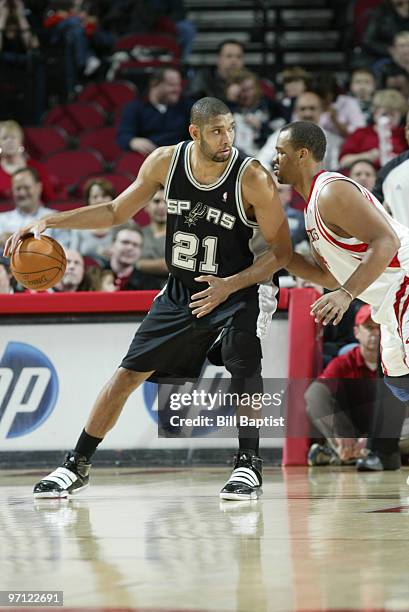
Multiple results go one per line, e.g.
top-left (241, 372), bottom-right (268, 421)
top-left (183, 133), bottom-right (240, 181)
top-left (184, 202), bottom-right (208, 227)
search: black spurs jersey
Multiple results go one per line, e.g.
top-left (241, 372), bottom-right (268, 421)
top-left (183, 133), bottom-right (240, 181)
top-left (164, 140), bottom-right (260, 293)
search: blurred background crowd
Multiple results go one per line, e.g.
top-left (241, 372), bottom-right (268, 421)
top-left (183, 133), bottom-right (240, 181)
top-left (1, 0), bottom-right (409, 466)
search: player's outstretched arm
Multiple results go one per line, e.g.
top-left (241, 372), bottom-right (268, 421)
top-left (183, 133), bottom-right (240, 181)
top-left (286, 250), bottom-right (339, 290)
top-left (4, 147), bottom-right (173, 256)
top-left (310, 180), bottom-right (400, 325)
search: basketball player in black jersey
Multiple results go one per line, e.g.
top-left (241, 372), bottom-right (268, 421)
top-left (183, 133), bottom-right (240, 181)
top-left (5, 97), bottom-right (292, 501)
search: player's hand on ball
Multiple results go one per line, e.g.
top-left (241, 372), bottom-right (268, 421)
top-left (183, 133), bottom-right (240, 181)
top-left (4, 219), bottom-right (47, 257)
top-left (190, 276), bottom-right (232, 318)
top-left (310, 288), bottom-right (352, 326)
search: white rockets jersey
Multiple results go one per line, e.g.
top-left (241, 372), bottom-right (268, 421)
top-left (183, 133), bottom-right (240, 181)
top-left (304, 170), bottom-right (409, 323)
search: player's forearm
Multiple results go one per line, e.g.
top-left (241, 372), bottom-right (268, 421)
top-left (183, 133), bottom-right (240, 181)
top-left (44, 202), bottom-right (117, 231)
top-left (225, 245), bottom-right (291, 293)
top-left (137, 258), bottom-right (168, 275)
top-left (341, 235), bottom-right (400, 298)
top-left (286, 252), bottom-right (339, 290)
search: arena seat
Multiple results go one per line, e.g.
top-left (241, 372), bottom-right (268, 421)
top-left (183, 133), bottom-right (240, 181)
top-left (78, 81), bottom-right (136, 113)
top-left (114, 33), bottom-right (181, 60)
top-left (43, 102), bottom-right (106, 137)
top-left (79, 127), bottom-right (123, 163)
top-left (114, 152), bottom-right (146, 177)
top-left (24, 126), bottom-right (68, 160)
top-left (44, 149), bottom-right (105, 196)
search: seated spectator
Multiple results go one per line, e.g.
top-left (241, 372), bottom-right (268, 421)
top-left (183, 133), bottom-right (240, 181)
top-left (117, 67), bottom-right (192, 155)
top-left (225, 69), bottom-right (286, 156)
top-left (187, 39), bottom-right (245, 100)
top-left (0, 120), bottom-right (55, 202)
top-left (312, 73), bottom-right (366, 138)
top-left (257, 91), bottom-right (343, 172)
top-left (277, 66), bottom-right (311, 122)
top-left (0, 254), bottom-right (15, 293)
top-left (87, 267), bottom-right (116, 291)
top-left (43, 0), bottom-right (102, 77)
top-left (372, 109), bottom-right (409, 225)
top-left (306, 305), bottom-right (379, 466)
top-left (138, 189), bottom-right (168, 287)
top-left (0, 167), bottom-right (72, 249)
top-left (363, 0), bottom-right (409, 61)
top-left (53, 248), bottom-right (94, 291)
top-left (102, 223), bottom-right (161, 290)
top-left (348, 159), bottom-right (377, 191)
top-left (349, 67), bottom-right (376, 124)
top-left (375, 31), bottom-right (409, 84)
top-left (151, 0), bottom-right (196, 62)
top-left (339, 89), bottom-right (408, 169)
top-left (71, 178), bottom-right (116, 259)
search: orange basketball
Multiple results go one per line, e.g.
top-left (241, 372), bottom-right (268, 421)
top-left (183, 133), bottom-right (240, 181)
top-left (10, 235), bottom-right (67, 291)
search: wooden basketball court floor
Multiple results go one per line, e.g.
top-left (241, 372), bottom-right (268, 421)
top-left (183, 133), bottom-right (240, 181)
top-left (1, 466), bottom-right (409, 612)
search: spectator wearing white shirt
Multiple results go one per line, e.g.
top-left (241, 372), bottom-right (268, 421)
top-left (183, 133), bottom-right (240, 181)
top-left (0, 167), bottom-right (73, 250)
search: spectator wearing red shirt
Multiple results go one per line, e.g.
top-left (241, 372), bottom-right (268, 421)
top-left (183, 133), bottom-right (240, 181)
top-left (0, 120), bottom-right (55, 203)
top-left (339, 89), bottom-right (407, 170)
top-left (305, 305), bottom-right (380, 466)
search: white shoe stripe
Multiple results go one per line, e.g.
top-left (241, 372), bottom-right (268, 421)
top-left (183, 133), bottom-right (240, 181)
top-left (44, 475), bottom-right (71, 488)
top-left (228, 475), bottom-right (258, 486)
top-left (48, 472), bottom-right (73, 487)
top-left (228, 468), bottom-right (260, 486)
top-left (55, 467), bottom-right (78, 481)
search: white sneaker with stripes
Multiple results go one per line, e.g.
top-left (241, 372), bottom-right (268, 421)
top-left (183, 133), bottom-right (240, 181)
top-left (220, 450), bottom-right (263, 501)
top-left (33, 452), bottom-right (91, 498)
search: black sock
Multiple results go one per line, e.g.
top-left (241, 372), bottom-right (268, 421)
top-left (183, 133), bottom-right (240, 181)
top-left (238, 427), bottom-right (260, 455)
top-left (74, 428), bottom-right (103, 461)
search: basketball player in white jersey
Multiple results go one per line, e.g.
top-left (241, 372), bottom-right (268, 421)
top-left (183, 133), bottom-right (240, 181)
top-left (274, 120), bottom-right (409, 476)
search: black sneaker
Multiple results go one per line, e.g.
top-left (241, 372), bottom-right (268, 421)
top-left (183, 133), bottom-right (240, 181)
top-left (308, 443), bottom-right (341, 466)
top-left (220, 450), bottom-right (262, 501)
top-left (356, 450), bottom-right (401, 472)
top-left (33, 452), bottom-right (91, 499)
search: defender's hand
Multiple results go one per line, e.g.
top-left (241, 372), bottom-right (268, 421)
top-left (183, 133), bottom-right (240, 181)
top-left (189, 275), bottom-right (232, 318)
top-left (4, 219), bottom-right (47, 257)
top-left (310, 289), bottom-right (352, 326)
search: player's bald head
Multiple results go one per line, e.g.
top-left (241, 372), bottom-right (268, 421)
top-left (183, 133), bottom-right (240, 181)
top-left (190, 97), bottom-right (231, 128)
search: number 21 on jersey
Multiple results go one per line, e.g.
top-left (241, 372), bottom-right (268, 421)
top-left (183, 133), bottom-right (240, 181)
top-left (172, 231), bottom-right (218, 274)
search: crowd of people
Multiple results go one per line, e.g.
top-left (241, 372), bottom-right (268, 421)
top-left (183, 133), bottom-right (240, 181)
top-left (1, 0), bottom-right (409, 468)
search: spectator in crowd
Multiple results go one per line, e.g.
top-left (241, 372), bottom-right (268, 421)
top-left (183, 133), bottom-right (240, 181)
top-left (138, 189), bottom-right (168, 287)
top-left (257, 91), bottom-right (343, 172)
top-left (275, 182), bottom-right (307, 249)
top-left (348, 159), bottom-right (377, 191)
top-left (0, 254), bottom-right (15, 293)
top-left (380, 64), bottom-right (409, 98)
top-left (306, 305), bottom-right (379, 466)
top-left (363, 0), bottom-right (409, 61)
top-left (0, 167), bottom-right (72, 249)
top-left (87, 267), bottom-right (116, 291)
top-left (187, 39), bottom-right (245, 100)
top-left (311, 73), bottom-right (366, 138)
top-left (151, 0), bottom-right (196, 62)
top-left (225, 69), bottom-right (286, 157)
top-left (71, 178), bottom-right (116, 260)
top-left (277, 66), bottom-right (311, 122)
top-left (53, 248), bottom-right (93, 292)
top-left (349, 67), bottom-right (376, 124)
top-left (43, 0), bottom-right (102, 79)
top-left (339, 89), bottom-right (408, 169)
top-left (375, 31), bottom-right (409, 84)
top-left (372, 109), bottom-right (409, 225)
top-left (117, 68), bottom-right (192, 155)
top-left (0, 120), bottom-right (55, 202)
top-left (102, 223), bottom-right (161, 290)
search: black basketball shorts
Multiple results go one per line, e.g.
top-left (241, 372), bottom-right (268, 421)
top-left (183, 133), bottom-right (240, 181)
top-left (120, 274), bottom-right (262, 381)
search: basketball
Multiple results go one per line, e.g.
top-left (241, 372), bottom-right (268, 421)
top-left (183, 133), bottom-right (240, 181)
top-left (10, 235), bottom-right (67, 291)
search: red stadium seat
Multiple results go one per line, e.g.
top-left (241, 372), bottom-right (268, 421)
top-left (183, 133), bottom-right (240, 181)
top-left (114, 34), bottom-right (181, 59)
top-left (43, 102), bottom-right (106, 136)
top-left (24, 126), bottom-right (68, 160)
top-left (77, 172), bottom-right (133, 197)
top-left (79, 127), bottom-right (122, 163)
top-left (78, 81), bottom-right (136, 112)
top-left (115, 152), bottom-right (146, 177)
top-left (44, 149), bottom-right (104, 195)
